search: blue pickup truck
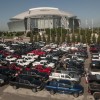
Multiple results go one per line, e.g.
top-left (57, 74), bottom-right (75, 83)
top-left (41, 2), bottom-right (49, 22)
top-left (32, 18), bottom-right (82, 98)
top-left (45, 80), bottom-right (84, 98)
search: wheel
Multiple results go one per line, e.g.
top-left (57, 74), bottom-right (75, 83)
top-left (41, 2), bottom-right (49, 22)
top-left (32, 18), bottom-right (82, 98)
top-left (50, 90), bottom-right (55, 95)
top-left (93, 92), bottom-right (100, 100)
top-left (32, 88), bottom-right (37, 93)
top-left (73, 92), bottom-right (79, 98)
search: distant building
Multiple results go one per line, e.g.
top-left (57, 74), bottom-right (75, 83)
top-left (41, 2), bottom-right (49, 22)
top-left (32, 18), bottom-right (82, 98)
top-left (8, 7), bottom-right (80, 32)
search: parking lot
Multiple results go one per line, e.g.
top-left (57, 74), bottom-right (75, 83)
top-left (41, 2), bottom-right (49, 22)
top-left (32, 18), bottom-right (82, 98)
top-left (0, 45), bottom-right (95, 100)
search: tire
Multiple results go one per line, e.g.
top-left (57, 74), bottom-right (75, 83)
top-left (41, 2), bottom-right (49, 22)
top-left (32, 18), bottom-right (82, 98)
top-left (50, 90), bottom-right (55, 95)
top-left (32, 88), bottom-right (37, 93)
top-left (93, 92), bottom-right (100, 100)
top-left (73, 92), bottom-right (79, 98)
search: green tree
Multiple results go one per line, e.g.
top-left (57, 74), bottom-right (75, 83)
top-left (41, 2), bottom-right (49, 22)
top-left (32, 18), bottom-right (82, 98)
top-left (76, 33), bottom-right (81, 42)
top-left (26, 32), bottom-right (31, 37)
top-left (92, 34), bottom-right (96, 43)
top-left (66, 34), bottom-right (70, 43)
top-left (97, 34), bottom-right (100, 44)
top-left (51, 34), bottom-right (55, 43)
top-left (45, 28), bottom-right (50, 34)
top-left (30, 32), bottom-right (33, 43)
top-left (61, 33), bottom-right (66, 43)
top-left (38, 34), bottom-right (41, 41)
top-left (42, 34), bottom-right (46, 42)
top-left (56, 33), bottom-right (60, 44)
top-left (86, 33), bottom-right (91, 44)
top-left (34, 34), bottom-right (38, 42)
top-left (47, 33), bottom-right (50, 43)
top-left (71, 34), bottom-right (76, 43)
top-left (81, 33), bottom-right (86, 43)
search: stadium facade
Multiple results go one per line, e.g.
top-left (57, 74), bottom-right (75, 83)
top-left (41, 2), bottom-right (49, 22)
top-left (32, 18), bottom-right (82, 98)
top-left (8, 7), bottom-right (80, 32)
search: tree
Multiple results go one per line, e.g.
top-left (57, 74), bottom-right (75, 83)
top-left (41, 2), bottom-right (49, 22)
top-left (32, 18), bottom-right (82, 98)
top-left (62, 33), bottom-right (66, 43)
top-left (56, 33), bottom-right (60, 44)
top-left (66, 34), bottom-right (70, 43)
top-left (26, 32), bottom-right (31, 37)
top-left (45, 28), bottom-right (50, 34)
top-left (51, 34), bottom-right (55, 43)
top-left (47, 33), bottom-right (50, 43)
top-left (81, 33), bottom-right (86, 43)
top-left (38, 34), bottom-right (41, 41)
top-left (92, 34), bottom-right (96, 43)
top-left (34, 34), bottom-right (38, 42)
top-left (86, 33), bottom-right (91, 44)
top-left (76, 33), bottom-right (81, 43)
top-left (71, 34), bottom-right (76, 43)
top-left (30, 32), bottom-right (33, 43)
top-left (42, 34), bottom-right (46, 42)
top-left (97, 34), bottom-right (100, 44)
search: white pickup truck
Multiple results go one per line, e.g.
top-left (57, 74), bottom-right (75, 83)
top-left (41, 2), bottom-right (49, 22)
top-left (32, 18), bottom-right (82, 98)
top-left (16, 59), bottom-right (30, 67)
top-left (32, 60), bottom-right (55, 68)
top-left (92, 57), bottom-right (100, 61)
top-left (49, 71), bottom-right (80, 82)
top-left (6, 56), bottom-right (17, 64)
top-left (22, 53), bottom-right (39, 59)
top-left (64, 55), bottom-right (85, 62)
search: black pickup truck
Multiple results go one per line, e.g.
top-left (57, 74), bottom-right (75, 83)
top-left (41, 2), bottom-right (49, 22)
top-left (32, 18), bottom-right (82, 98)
top-left (88, 74), bottom-right (100, 94)
top-left (9, 75), bottom-right (45, 92)
top-left (0, 67), bottom-right (17, 86)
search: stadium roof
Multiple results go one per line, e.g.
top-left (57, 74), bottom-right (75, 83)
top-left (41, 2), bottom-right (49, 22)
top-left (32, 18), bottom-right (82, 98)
top-left (10, 7), bottom-right (75, 20)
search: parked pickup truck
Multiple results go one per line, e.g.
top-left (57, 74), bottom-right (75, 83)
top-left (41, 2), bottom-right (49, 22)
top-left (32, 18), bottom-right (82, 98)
top-left (87, 74), bottom-right (100, 94)
top-left (0, 74), bottom-right (8, 86)
top-left (9, 75), bottom-right (45, 92)
top-left (45, 80), bottom-right (84, 98)
top-left (89, 61), bottom-right (100, 75)
top-left (49, 71), bottom-right (81, 83)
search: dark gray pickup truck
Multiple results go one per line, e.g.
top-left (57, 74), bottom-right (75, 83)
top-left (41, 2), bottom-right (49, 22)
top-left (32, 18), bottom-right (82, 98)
top-left (88, 74), bottom-right (100, 95)
top-left (10, 75), bottom-right (45, 92)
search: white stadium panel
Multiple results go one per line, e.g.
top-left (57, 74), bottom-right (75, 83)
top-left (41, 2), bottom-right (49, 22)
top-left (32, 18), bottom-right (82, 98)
top-left (8, 20), bottom-right (25, 32)
top-left (38, 19), bottom-right (53, 29)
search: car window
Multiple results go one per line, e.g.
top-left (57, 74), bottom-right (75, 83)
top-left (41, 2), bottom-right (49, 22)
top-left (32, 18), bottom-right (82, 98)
top-left (61, 75), bottom-right (64, 78)
top-left (24, 80), bottom-right (30, 84)
top-left (69, 73), bottom-right (74, 78)
top-left (59, 83), bottom-right (70, 88)
top-left (19, 79), bottom-right (24, 83)
top-left (65, 75), bottom-right (70, 78)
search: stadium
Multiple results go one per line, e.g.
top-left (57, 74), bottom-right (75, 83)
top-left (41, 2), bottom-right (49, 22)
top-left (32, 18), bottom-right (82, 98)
top-left (8, 7), bottom-right (80, 32)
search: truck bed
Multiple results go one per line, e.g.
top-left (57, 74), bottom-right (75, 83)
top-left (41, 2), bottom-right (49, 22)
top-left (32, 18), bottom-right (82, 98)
top-left (89, 83), bottom-right (100, 91)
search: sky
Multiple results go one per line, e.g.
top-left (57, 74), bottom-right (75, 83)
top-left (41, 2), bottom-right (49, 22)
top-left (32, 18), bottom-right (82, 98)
top-left (0, 0), bottom-right (100, 31)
